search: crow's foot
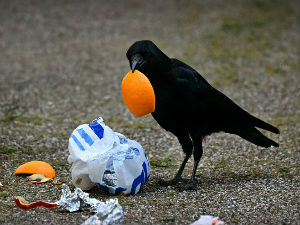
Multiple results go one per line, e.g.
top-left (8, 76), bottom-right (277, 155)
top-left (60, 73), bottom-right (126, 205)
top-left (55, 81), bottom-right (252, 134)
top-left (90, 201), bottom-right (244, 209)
top-left (178, 180), bottom-right (197, 191)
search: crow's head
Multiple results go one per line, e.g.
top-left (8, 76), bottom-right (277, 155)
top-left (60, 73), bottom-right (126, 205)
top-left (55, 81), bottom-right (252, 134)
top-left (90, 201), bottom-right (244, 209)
top-left (126, 40), bottom-right (171, 75)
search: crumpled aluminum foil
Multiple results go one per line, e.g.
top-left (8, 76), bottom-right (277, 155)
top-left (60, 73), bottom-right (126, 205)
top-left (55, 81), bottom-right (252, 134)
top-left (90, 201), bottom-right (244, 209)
top-left (81, 215), bottom-right (102, 225)
top-left (56, 184), bottom-right (123, 225)
top-left (103, 170), bottom-right (117, 187)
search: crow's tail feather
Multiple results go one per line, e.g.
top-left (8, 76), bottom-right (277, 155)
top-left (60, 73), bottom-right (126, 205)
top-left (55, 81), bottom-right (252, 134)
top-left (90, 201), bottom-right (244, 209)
top-left (239, 127), bottom-right (279, 147)
top-left (249, 115), bottom-right (279, 134)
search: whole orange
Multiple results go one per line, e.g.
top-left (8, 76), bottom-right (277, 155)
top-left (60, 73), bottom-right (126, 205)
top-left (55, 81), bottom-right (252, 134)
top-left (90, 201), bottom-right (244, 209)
top-left (121, 70), bottom-right (155, 117)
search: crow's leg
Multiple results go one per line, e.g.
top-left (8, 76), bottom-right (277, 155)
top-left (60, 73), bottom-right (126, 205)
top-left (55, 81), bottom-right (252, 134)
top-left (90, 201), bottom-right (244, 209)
top-left (168, 153), bottom-right (192, 184)
top-left (179, 133), bottom-right (203, 191)
top-left (159, 131), bottom-right (193, 186)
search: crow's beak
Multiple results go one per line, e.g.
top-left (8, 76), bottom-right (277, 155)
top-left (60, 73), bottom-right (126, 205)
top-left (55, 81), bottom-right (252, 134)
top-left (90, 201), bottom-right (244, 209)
top-left (131, 60), bottom-right (139, 72)
top-left (131, 54), bottom-right (144, 72)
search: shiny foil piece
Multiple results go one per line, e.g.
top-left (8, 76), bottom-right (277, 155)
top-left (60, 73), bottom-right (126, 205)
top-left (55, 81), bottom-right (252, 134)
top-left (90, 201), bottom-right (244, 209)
top-left (81, 215), bottom-right (102, 225)
top-left (56, 184), bottom-right (123, 225)
top-left (103, 170), bottom-right (117, 187)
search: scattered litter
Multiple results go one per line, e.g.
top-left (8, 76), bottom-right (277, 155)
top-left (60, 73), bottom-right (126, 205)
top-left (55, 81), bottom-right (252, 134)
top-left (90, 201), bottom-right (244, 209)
top-left (191, 215), bottom-right (224, 225)
top-left (14, 184), bottom-right (124, 225)
top-left (57, 184), bottom-right (123, 225)
top-left (14, 196), bottom-right (58, 210)
top-left (14, 161), bottom-right (56, 178)
top-left (68, 117), bottom-right (150, 195)
top-left (81, 215), bottom-right (102, 225)
top-left (28, 174), bottom-right (52, 183)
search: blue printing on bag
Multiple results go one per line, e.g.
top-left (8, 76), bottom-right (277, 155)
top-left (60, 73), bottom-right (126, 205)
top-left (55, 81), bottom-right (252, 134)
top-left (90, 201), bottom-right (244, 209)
top-left (125, 155), bottom-right (133, 160)
top-left (97, 184), bottom-right (127, 195)
top-left (129, 147), bottom-right (140, 156)
top-left (130, 161), bottom-right (149, 195)
top-left (89, 120), bottom-right (104, 140)
top-left (71, 134), bottom-right (85, 151)
top-left (77, 128), bottom-right (94, 146)
top-left (119, 136), bottom-right (127, 144)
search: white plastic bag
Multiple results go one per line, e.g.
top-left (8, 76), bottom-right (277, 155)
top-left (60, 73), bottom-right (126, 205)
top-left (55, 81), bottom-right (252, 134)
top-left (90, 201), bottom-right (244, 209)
top-left (68, 117), bottom-right (150, 195)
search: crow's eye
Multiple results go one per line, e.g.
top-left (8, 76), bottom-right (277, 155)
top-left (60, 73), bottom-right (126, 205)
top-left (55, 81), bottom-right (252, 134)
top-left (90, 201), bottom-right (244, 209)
top-left (131, 53), bottom-right (144, 62)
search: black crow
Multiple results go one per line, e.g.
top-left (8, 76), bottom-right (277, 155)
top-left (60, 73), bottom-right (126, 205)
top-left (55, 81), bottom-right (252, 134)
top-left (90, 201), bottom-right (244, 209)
top-left (126, 40), bottom-right (279, 190)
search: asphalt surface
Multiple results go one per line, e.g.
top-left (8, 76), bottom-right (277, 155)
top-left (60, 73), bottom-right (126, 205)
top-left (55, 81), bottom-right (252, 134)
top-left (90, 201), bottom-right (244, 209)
top-left (0, 1), bottom-right (299, 224)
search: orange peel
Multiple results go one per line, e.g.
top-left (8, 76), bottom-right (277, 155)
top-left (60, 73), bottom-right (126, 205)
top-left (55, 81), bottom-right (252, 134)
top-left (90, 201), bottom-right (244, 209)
top-left (121, 70), bottom-right (155, 117)
top-left (27, 174), bottom-right (52, 183)
top-left (14, 161), bottom-right (56, 178)
top-left (14, 196), bottom-right (58, 210)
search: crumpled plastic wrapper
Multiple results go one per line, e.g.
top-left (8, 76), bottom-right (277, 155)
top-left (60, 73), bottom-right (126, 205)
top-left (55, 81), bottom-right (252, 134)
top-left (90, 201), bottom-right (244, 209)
top-left (191, 215), bottom-right (224, 225)
top-left (56, 184), bottom-right (123, 225)
top-left (68, 117), bottom-right (150, 195)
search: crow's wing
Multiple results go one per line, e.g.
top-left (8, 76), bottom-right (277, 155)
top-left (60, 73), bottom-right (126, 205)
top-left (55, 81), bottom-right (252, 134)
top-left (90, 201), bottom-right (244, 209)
top-left (169, 60), bottom-right (244, 116)
top-left (169, 60), bottom-right (279, 134)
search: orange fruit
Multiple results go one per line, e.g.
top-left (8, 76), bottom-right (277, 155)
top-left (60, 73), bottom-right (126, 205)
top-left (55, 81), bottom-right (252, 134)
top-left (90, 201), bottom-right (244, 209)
top-left (14, 161), bottom-right (56, 178)
top-left (121, 70), bottom-right (155, 117)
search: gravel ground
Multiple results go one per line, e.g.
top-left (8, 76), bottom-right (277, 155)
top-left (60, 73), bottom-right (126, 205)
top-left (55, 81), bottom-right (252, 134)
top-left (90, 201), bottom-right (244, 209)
top-left (0, 0), bottom-right (299, 224)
